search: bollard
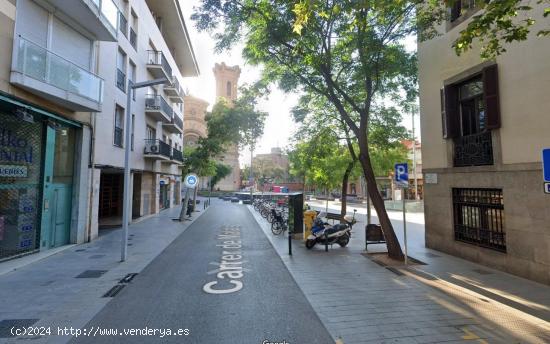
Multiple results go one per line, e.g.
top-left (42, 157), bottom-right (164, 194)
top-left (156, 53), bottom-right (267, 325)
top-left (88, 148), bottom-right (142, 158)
top-left (325, 232), bottom-right (329, 252)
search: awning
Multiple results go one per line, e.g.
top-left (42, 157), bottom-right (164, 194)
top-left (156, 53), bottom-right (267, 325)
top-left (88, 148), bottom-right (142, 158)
top-left (0, 92), bottom-right (82, 128)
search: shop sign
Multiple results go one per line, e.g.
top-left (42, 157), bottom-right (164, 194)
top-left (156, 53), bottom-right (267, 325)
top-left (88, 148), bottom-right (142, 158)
top-left (0, 126), bottom-right (34, 164)
top-left (0, 165), bottom-right (27, 178)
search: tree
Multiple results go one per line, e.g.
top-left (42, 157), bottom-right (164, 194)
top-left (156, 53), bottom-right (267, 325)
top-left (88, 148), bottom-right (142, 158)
top-left (210, 163), bottom-right (232, 191)
top-left (193, 0), bottom-right (426, 258)
top-left (439, 0), bottom-right (550, 59)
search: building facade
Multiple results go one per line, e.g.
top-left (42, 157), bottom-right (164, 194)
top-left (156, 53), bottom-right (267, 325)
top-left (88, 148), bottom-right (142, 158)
top-left (419, 2), bottom-right (550, 284)
top-left (90, 0), bottom-right (199, 235)
top-left (0, 0), bottom-right (118, 260)
top-left (212, 62), bottom-right (241, 191)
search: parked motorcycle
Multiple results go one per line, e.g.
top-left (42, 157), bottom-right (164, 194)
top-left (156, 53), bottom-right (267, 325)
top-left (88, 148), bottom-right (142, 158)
top-left (305, 210), bottom-right (357, 249)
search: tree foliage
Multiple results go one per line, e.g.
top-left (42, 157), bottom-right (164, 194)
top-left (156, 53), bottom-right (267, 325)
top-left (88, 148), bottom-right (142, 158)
top-left (192, 0), bottom-right (427, 259)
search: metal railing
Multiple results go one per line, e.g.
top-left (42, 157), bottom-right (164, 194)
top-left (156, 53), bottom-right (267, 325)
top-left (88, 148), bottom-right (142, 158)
top-left (118, 12), bottom-right (128, 37)
top-left (14, 36), bottom-right (104, 103)
top-left (147, 50), bottom-right (172, 77)
top-left (172, 148), bottom-right (184, 162)
top-left (129, 28), bottom-right (137, 49)
top-left (167, 76), bottom-right (182, 95)
top-left (452, 188), bottom-right (505, 252)
top-left (144, 139), bottom-right (171, 158)
top-left (116, 68), bottom-right (126, 92)
top-left (91, 0), bottom-right (119, 32)
top-left (114, 127), bottom-right (123, 147)
top-left (172, 114), bottom-right (183, 131)
top-left (145, 94), bottom-right (173, 117)
top-left (453, 131), bottom-right (493, 167)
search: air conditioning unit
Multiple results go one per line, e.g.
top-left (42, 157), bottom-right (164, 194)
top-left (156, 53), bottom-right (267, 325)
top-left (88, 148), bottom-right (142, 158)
top-left (144, 142), bottom-right (159, 154)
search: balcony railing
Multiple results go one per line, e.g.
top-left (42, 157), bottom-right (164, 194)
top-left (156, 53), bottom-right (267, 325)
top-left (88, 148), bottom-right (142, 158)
top-left (114, 127), bottom-right (123, 147)
top-left (116, 68), bottom-right (126, 92)
top-left (164, 76), bottom-right (183, 100)
top-left (172, 114), bottom-right (183, 131)
top-left (453, 131), bottom-right (494, 167)
top-left (118, 12), bottom-right (128, 37)
top-left (144, 139), bottom-right (171, 159)
top-left (147, 50), bottom-right (172, 78)
top-left (14, 36), bottom-right (104, 104)
top-left (145, 94), bottom-right (172, 118)
top-left (172, 148), bottom-right (184, 163)
top-left (129, 28), bottom-right (137, 49)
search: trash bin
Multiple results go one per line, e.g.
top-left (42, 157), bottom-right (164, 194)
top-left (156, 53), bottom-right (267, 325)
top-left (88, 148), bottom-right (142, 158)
top-left (303, 210), bottom-right (317, 241)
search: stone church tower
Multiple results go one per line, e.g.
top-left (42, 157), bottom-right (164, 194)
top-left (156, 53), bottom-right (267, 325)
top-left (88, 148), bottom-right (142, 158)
top-left (213, 63), bottom-right (241, 191)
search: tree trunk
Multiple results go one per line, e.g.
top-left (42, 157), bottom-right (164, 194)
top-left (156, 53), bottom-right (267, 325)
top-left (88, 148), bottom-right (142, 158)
top-left (358, 146), bottom-right (404, 260)
top-left (340, 161), bottom-right (354, 222)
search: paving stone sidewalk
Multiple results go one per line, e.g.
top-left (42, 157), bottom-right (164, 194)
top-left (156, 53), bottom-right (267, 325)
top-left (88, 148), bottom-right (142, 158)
top-left (0, 204), bottom-right (208, 344)
top-left (248, 204), bottom-right (550, 344)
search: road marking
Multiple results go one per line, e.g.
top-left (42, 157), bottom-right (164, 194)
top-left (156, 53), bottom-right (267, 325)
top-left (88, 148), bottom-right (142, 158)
top-left (203, 225), bottom-right (247, 294)
top-left (461, 328), bottom-right (488, 343)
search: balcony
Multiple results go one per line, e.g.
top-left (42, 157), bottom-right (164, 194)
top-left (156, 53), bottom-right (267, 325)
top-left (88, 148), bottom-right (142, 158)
top-left (129, 28), bottom-right (137, 50)
top-left (172, 148), bottom-right (184, 164)
top-left (11, 36), bottom-right (104, 112)
top-left (163, 76), bottom-right (184, 103)
top-left (163, 112), bottom-right (183, 134)
top-left (453, 131), bottom-right (494, 167)
top-left (143, 139), bottom-right (171, 161)
top-left (41, 0), bottom-right (118, 41)
top-left (145, 94), bottom-right (172, 123)
top-left (116, 68), bottom-right (126, 92)
top-left (146, 50), bottom-right (172, 80)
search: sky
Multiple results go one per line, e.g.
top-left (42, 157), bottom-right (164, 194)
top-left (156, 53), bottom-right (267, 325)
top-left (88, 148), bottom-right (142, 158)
top-left (179, 1), bottom-right (420, 167)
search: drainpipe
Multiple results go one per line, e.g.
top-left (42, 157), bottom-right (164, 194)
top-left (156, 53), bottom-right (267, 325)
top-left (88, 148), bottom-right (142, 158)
top-left (87, 41), bottom-right (100, 242)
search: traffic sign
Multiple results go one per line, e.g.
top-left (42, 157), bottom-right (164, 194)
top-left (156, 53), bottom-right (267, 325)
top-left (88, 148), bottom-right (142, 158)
top-left (544, 182), bottom-right (550, 194)
top-left (184, 173), bottom-right (199, 189)
top-left (395, 163), bottom-right (409, 187)
top-left (543, 148), bottom-right (550, 182)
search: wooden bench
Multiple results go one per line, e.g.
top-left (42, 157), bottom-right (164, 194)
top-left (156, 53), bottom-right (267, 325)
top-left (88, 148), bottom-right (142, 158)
top-left (365, 224), bottom-right (386, 251)
top-left (325, 212), bottom-right (342, 223)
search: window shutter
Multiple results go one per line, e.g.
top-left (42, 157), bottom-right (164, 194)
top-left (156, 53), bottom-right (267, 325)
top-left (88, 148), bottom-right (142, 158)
top-left (443, 85), bottom-right (459, 138)
top-left (483, 64), bottom-right (501, 129)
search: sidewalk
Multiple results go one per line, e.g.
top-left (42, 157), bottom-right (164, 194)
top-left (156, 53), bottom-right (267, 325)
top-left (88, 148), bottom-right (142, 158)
top-left (248, 205), bottom-right (550, 344)
top-left (0, 204), bottom-right (208, 344)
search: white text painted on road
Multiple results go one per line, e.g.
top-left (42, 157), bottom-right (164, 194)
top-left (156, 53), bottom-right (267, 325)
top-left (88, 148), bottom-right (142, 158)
top-left (203, 225), bottom-right (247, 294)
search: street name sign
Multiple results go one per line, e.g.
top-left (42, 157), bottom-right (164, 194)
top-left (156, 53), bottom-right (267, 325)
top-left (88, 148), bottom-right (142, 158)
top-left (543, 148), bottom-right (550, 182)
top-left (184, 174), bottom-right (198, 189)
top-left (395, 163), bottom-right (409, 187)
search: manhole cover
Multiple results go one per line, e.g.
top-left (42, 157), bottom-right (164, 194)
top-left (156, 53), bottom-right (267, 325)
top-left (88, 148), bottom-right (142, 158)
top-left (473, 269), bottom-right (493, 275)
top-left (0, 319), bottom-right (39, 338)
top-left (75, 270), bottom-right (108, 278)
top-left (89, 255), bottom-right (106, 259)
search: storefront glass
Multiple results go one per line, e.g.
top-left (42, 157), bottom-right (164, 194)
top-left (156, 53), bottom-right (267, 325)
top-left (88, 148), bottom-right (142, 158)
top-left (0, 111), bottom-right (43, 259)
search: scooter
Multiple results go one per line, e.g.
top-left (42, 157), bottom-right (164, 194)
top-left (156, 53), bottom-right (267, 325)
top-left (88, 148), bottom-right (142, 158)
top-left (305, 210), bottom-right (357, 249)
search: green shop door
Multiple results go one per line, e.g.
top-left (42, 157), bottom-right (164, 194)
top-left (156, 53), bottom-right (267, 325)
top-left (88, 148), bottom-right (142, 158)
top-left (40, 125), bottom-right (75, 249)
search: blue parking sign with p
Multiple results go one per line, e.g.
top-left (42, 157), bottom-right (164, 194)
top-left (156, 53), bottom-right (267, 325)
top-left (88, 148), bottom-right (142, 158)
top-left (395, 163), bottom-right (409, 187)
top-left (543, 149), bottom-right (550, 182)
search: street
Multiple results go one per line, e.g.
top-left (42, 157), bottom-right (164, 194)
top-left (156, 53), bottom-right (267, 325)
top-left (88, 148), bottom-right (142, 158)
top-left (72, 202), bottom-right (333, 344)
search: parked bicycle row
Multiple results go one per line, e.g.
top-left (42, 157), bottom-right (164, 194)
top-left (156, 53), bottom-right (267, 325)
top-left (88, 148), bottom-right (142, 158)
top-left (252, 198), bottom-right (289, 235)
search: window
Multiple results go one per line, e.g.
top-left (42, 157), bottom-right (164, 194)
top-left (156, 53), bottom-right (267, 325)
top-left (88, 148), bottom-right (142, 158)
top-left (450, 0), bottom-right (480, 22)
top-left (226, 81), bottom-right (232, 97)
top-left (146, 126), bottom-right (156, 140)
top-left (131, 114), bottom-right (135, 151)
top-left (453, 188), bottom-right (505, 252)
top-left (129, 60), bottom-right (136, 100)
top-left (114, 105), bottom-right (124, 147)
top-left (118, 11), bottom-right (128, 38)
top-left (441, 64), bottom-right (500, 167)
top-left (130, 10), bottom-right (138, 49)
top-left (116, 48), bottom-right (127, 92)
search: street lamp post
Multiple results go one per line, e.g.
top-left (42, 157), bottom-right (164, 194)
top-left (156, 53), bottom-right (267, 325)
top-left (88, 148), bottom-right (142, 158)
top-left (411, 106), bottom-right (419, 200)
top-left (121, 77), bottom-right (168, 262)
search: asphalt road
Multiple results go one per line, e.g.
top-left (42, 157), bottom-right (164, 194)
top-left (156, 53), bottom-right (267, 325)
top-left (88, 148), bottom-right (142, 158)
top-left (73, 202), bottom-right (333, 344)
